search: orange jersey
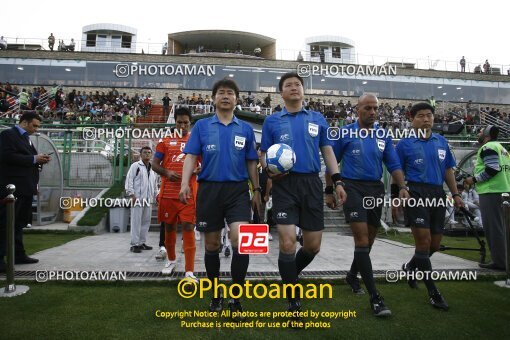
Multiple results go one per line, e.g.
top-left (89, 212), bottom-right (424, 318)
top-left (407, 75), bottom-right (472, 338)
top-left (155, 133), bottom-right (198, 199)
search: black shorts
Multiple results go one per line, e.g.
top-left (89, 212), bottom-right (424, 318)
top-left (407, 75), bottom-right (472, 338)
top-left (405, 182), bottom-right (447, 234)
top-left (342, 179), bottom-right (385, 227)
top-left (272, 173), bottom-right (324, 231)
top-left (196, 181), bottom-right (251, 232)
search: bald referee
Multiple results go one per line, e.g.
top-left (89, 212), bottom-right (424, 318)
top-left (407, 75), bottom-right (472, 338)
top-left (326, 93), bottom-right (408, 317)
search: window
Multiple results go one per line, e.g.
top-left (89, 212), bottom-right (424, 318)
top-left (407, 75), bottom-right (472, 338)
top-left (332, 46), bottom-right (341, 58)
top-left (319, 46), bottom-right (326, 62)
top-left (121, 36), bottom-right (132, 48)
top-left (112, 35), bottom-right (121, 48)
top-left (311, 45), bottom-right (320, 57)
top-left (86, 34), bottom-right (96, 47)
top-left (97, 35), bottom-right (107, 48)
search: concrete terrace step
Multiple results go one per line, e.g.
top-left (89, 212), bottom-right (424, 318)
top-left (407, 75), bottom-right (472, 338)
top-left (7, 231), bottom-right (483, 278)
top-left (147, 223), bottom-right (349, 232)
top-left (134, 104), bottom-right (168, 124)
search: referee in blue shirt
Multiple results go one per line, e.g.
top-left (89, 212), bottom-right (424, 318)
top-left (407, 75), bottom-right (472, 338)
top-left (179, 78), bottom-right (262, 318)
top-left (396, 102), bottom-right (464, 311)
top-left (260, 72), bottom-right (346, 314)
top-left (327, 93), bottom-right (408, 317)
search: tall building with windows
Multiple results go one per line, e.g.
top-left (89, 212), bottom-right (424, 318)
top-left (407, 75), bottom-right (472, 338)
top-left (305, 35), bottom-right (355, 64)
top-left (81, 24), bottom-right (137, 53)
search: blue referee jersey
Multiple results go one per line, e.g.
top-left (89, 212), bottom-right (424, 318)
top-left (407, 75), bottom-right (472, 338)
top-left (396, 133), bottom-right (456, 186)
top-left (260, 107), bottom-right (332, 174)
top-left (333, 122), bottom-right (401, 181)
top-left (184, 114), bottom-right (258, 182)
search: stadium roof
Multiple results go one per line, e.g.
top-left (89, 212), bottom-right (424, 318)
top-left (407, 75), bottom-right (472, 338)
top-left (168, 30), bottom-right (275, 54)
top-left (305, 35), bottom-right (355, 48)
top-left (82, 23), bottom-right (137, 35)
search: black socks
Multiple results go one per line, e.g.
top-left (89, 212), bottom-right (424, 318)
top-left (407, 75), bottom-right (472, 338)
top-left (349, 245), bottom-right (372, 276)
top-left (278, 252), bottom-right (298, 300)
top-left (295, 247), bottom-right (317, 275)
top-left (230, 247), bottom-right (249, 300)
top-left (354, 246), bottom-right (377, 297)
top-left (413, 250), bottom-right (437, 293)
top-left (204, 248), bottom-right (220, 282)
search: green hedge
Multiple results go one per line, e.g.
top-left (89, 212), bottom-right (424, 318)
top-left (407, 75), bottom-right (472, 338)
top-left (77, 184), bottom-right (124, 226)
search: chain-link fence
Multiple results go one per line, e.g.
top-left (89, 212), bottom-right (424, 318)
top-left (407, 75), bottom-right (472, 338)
top-left (34, 123), bottom-right (174, 188)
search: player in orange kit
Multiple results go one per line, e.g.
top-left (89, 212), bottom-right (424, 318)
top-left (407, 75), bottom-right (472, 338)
top-left (151, 107), bottom-right (199, 280)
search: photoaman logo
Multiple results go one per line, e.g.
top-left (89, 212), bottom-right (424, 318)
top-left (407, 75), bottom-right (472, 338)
top-left (177, 277), bottom-right (333, 300)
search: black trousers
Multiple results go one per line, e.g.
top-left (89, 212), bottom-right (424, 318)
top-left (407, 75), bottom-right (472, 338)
top-left (0, 195), bottom-right (33, 259)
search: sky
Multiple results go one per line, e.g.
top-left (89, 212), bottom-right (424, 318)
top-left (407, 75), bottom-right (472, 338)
top-left (2, 0), bottom-right (508, 70)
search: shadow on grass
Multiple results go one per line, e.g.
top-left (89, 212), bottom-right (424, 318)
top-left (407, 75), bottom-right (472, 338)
top-left (379, 229), bottom-right (491, 263)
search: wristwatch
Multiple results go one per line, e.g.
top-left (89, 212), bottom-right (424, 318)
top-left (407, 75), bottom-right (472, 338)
top-left (399, 185), bottom-right (409, 191)
top-left (253, 187), bottom-right (262, 193)
top-left (334, 180), bottom-right (345, 188)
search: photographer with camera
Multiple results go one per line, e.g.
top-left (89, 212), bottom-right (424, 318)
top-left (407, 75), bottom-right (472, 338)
top-left (465, 125), bottom-right (510, 270)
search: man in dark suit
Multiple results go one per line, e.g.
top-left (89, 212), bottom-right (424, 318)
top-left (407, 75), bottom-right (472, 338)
top-left (0, 112), bottom-right (51, 273)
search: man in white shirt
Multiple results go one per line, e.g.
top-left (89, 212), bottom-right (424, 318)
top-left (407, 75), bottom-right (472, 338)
top-left (125, 147), bottom-right (158, 253)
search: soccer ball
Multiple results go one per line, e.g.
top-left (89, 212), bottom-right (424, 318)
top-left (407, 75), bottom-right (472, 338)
top-left (265, 143), bottom-right (296, 174)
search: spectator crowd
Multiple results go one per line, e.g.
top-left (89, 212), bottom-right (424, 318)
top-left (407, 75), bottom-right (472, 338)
top-left (0, 84), bottom-right (153, 124)
top-left (1, 83), bottom-right (508, 135)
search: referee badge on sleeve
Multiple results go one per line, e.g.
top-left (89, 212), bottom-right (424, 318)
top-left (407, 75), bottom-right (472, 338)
top-left (377, 139), bottom-right (385, 152)
top-left (308, 123), bottom-right (319, 137)
top-left (234, 135), bottom-right (246, 150)
top-left (438, 149), bottom-right (446, 161)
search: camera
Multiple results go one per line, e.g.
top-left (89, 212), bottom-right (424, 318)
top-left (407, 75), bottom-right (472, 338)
top-left (455, 172), bottom-right (468, 182)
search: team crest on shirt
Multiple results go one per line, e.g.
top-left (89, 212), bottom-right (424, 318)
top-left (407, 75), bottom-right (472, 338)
top-left (377, 139), bottom-right (385, 152)
top-left (234, 136), bottom-right (246, 150)
top-left (171, 153), bottom-right (186, 163)
top-left (438, 149), bottom-right (446, 161)
top-left (308, 123), bottom-right (319, 137)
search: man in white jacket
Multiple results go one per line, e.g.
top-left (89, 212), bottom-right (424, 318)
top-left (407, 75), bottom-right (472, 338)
top-left (125, 146), bottom-right (158, 253)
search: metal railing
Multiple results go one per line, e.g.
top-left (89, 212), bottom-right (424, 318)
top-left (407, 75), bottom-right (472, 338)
top-left (31, 123), bottom-right (177, 188)
top-left (166, 104), bottom-right (214, 123)
top-left (479, 111), bottom-right (510, 137)
top-left (1, 86), bottom-right (61, 119)
top-left (3, 35), bottom-right (510, 75)
top-left (0, 124), bottom-right (140, 188)
top-left (239, 106), bottom-right (272, 115)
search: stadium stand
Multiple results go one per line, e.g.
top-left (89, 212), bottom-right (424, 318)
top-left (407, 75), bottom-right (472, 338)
top-left (3, 81), bottom-right (509, 139)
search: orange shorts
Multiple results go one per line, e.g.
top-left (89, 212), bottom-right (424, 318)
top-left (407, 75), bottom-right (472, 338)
top-left (158, 198), bottom-right (196, 224)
